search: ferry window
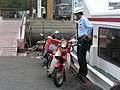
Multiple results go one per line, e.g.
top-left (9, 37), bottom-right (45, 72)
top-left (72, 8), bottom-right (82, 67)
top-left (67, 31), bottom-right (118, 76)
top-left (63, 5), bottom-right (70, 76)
top-left (98, 27), bottom-right (120, 66)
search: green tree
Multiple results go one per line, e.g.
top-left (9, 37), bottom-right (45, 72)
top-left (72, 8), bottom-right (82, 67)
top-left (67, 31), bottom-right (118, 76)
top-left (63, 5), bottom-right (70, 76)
top-left (0, 0), bottom-right (9, 8)
top-left (0, 0), bottom-right (30, 10)
top-left (19, 0), bottom-right (30, 10)
top-left (8, 0), bottom-right (20, 8)
top-left (0, 0), bottom-right (47, 16)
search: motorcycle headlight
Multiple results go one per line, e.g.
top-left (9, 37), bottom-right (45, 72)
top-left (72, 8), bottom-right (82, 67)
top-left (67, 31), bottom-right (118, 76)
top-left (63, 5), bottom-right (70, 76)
top-left (61, 40), bottom-right (67, 48)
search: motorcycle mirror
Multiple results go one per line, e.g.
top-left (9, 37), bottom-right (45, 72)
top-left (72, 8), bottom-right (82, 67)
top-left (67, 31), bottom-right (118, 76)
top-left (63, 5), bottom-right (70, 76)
top-left (39, 33), bottom-right (43, 36)
top-left (55, 30), bottom-right (59, 34)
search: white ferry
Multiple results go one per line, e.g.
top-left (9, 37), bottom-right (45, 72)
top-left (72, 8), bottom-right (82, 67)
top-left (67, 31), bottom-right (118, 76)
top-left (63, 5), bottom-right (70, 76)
top-left (71, 21), bottom-right (120, 90)
top-left (71, 0), bottom-right (120, 90)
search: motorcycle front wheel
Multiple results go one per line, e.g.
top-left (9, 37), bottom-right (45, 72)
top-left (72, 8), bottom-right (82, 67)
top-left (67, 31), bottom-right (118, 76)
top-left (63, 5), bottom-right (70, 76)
top-left (53, 67), bottom-right (65, 87)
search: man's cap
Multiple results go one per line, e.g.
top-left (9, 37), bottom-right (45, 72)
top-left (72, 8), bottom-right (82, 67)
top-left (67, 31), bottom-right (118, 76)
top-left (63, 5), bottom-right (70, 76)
top-left (74, 7), bottom-right (84, 14)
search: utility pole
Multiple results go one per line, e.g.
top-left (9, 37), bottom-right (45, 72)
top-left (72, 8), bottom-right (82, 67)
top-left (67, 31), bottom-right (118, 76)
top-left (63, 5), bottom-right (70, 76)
top-left (71, 0), bottom-right (74, 21)
top-left (47, 0), bottom-right (53, 19)
top-left (37, 0), bottom-right (42, 18)
top-left (29, 0), bottom-right (32, 17)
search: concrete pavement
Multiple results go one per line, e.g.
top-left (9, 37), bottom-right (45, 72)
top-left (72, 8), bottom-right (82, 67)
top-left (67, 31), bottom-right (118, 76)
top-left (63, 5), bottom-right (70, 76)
top-left (0, 51), bottom-right (103, 90)
top-left (0, 51), bottom-right (81, 90)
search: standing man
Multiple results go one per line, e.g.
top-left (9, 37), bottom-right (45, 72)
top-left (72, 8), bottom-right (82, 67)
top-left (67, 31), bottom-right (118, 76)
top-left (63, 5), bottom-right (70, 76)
top-left (32, 7), bottom-right (36, 19)
top-left (74, 7), bottom-right (93, 77)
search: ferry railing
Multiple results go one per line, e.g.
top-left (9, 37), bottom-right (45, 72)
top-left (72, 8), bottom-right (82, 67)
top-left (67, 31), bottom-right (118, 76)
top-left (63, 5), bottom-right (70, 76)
top-left (17, 15), bottom-right (26, 50)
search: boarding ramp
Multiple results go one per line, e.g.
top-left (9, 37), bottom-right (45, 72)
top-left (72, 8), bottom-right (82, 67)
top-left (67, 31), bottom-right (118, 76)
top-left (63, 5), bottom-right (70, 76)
top-left (0, 16), bottom-right (26, 56)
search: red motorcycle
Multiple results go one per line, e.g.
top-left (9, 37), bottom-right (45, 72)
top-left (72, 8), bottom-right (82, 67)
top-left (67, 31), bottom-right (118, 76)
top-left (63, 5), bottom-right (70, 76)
top-left (52, 39), bottom-right (72, 87)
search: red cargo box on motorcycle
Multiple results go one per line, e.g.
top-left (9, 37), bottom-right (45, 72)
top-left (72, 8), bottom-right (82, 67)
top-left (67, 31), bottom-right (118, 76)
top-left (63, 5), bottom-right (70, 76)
top-left (45, 38), bottom-right (61, 53)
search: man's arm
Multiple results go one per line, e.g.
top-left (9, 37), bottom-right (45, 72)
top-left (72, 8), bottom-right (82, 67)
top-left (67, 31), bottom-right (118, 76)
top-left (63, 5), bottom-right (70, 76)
top-left (84, 18), bottom-right (93, 36)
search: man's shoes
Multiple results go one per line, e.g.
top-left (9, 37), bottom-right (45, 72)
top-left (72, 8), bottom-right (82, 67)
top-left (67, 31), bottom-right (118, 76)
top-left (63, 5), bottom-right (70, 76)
top-left (76, 73), bottom-right (86, 83)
